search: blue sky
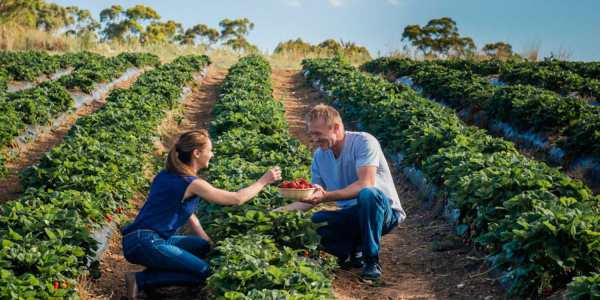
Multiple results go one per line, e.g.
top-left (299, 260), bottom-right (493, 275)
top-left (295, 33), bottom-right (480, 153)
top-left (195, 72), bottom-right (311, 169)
top-left (50, 0), bottom-right (600, 61)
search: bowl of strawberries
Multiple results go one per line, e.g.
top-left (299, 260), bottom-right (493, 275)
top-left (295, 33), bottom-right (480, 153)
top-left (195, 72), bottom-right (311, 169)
top-left (278, 178), bottom-right (317, 200)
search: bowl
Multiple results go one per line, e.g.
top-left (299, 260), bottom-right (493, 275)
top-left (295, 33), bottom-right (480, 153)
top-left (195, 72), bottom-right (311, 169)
top-left (278, 187), bottom-right (316, 200)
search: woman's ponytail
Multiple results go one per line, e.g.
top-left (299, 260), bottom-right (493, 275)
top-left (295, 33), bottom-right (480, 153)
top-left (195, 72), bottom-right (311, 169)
top-left (166, 130), bottom-right (210, 176)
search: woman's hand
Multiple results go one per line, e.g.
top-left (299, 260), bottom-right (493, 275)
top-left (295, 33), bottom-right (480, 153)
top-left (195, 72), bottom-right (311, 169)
top-left (259, 166), bottom-right (282, 185)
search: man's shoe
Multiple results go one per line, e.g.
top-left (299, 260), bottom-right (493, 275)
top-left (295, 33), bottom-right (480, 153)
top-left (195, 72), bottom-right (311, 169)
top-left (350, 253), bottom-right (365, 268)
top-left (338, 253), bottom-right (365, 270)
top-left (361, 262), bottom-right (382, 280)
top-left (125, 272), bottom-right (139, 300)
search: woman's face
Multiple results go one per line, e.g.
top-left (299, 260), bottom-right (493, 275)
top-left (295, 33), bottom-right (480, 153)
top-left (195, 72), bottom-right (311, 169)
top-left (194, 139), bottom-right (213, 169)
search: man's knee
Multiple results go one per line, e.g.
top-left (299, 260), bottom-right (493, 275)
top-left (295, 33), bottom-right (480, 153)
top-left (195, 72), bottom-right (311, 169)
top-left (357, 187), bottom-right (380, 206)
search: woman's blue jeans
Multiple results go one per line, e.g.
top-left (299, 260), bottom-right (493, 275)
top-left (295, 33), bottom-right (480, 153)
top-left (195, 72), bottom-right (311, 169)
top-left (122, 229), bottom-right (210, 289)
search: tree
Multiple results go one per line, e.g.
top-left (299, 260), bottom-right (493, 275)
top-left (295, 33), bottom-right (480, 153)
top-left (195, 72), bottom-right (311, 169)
top-left (99, 4), bottom-right (160, 42)
top-left (142, 20), bottom-right (182, 44)
top-left (218, 18), bottom-right (256, 52)
top-left (178, 24), bottom-right (220, 46)
top-left (318, 39), bottom-right (342, 53)
top-left (64, 6), bottom-right (99, 37)
top-left (0, 0), bottom-right (75, 32)
top-left (402, 17), bottom-right (476, 57)
top-left (274, 38), bottom-right (314, 54)
top-left (482, 42), bottom-right (514, 59)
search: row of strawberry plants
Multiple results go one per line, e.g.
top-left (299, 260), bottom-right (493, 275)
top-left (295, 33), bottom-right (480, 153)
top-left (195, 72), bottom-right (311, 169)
top-left (406, 58), bottom-right (600, 100)
top-left (197, 55), bottom-right (334, 299)
top-left (537, 59), bottom-right (600, 81)
top-left (0, 51), bottom-right (65, 82)
top-left (0, 55), bottom-right (210, 299)
top-left (57, 52), bottom-right (160, 93)
top-left (303, 57), bottom-right (600, 299)
top-left (0, 52), bottom-right (159, 178)
top-left (494, 63), bottom-right (600, 99)
top-left (362, 58), bottom-right (600, 173)
top-left (436, 59), bottom-right (600, 82)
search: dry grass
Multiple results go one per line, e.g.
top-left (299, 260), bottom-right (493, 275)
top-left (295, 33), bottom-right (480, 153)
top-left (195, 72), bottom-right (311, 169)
top-left (268, 51), bottom-right (371, 70)
top-left (0, 25), bottom-right (372, 69)
top-left (0, 24), bottom-right (73, 51)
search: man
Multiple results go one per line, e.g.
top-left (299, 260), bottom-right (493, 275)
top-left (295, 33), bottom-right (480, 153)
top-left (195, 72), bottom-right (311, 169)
top-left (280, 104), bottom-right (406, 279)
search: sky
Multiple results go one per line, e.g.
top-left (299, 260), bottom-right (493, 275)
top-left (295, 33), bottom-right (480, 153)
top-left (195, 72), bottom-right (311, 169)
top-left (50, 0), bottom-right (600, 61)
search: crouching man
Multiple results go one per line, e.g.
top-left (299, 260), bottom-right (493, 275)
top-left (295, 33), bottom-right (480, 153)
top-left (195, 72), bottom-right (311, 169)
top-left (278, 104), bottom-right (406, 279)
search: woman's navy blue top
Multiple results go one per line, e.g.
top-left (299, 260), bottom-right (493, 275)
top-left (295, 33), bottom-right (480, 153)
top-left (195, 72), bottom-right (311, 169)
top-left (121, 170), bottom-right (199, 239)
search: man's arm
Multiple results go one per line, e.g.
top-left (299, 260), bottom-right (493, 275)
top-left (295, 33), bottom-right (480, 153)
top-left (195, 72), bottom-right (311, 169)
top-left (303, 134), bottom-right (380, 205)
top-left (302, 166), bottom-right (376, 204)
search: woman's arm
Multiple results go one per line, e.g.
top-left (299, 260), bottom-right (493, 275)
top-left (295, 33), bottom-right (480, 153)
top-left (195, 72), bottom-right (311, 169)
top-left (187, 166), bottom-right (281, 206)
top-left (188, 213), bottom-right (211, 242)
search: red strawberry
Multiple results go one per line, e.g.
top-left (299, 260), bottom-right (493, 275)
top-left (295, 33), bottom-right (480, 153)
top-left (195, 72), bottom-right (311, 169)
top-left (115, 207), bottom-right (123, 214)
top-left (290, 182), bottom-right (299, 189)
top-left (53, 281), bottom-right (59, 289)
top-left (105, 215), bottom-right (113, 222)
top-left (303, 250), bottom-right (309, 257)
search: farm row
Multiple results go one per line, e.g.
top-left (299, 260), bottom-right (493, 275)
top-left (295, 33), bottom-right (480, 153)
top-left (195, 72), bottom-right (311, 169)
top-left (197, 55), bottom-right (335, 299)
top-left (0, 51), bottom-right (160, 177)
top-left (303, 57), bottom-right (600, 299)
top-left (0, 54), bottom-right (209, 298)
top-left (363, 58), bottom-right (600, 186)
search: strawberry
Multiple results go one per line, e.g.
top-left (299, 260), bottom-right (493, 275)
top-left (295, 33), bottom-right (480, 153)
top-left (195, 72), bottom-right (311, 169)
top-left (105, 215), bottom-right (113, 222)
top-left (115, 207), bottom-right (123, 214)
top-left (303, 250), bottom-right (309, 257)
top-left (53, 281), bottom-right (59, 289)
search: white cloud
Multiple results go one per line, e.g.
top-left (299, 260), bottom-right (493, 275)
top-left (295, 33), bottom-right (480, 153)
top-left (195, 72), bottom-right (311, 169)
top-left (285, 0), bottom-right (302, 7)
top-left (328, 0), bottom-right (344, 7)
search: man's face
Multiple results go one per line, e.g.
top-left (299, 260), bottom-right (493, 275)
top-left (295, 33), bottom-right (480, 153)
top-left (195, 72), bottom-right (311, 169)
top-left (308, 119), bottom-right (338, 150)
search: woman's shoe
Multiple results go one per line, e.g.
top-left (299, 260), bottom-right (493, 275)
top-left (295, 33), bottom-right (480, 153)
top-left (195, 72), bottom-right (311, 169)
top-left (125, 272), bottom-right (139, 300)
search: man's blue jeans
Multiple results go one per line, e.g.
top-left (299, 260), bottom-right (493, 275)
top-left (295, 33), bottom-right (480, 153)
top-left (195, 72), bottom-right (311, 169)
top-left (311, 187), bottom-right (399, 262)
top-left (122, 229), bottom-right (210, 289)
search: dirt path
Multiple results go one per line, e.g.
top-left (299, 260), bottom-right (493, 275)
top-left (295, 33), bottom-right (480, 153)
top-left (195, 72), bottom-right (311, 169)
top-left (271, 70), bottom-right (506, 300)
top-left (0, 72), bottom-right (144, 202)
top-left (79, 67), bottom-right (226, 300)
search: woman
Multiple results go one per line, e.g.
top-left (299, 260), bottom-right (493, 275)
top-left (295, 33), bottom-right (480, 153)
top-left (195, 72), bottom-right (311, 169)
top-left (121, 130), bottom-right (281, 299)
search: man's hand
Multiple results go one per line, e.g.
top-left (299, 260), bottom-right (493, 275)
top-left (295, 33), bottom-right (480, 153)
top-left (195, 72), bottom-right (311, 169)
top-left (300, 188), bottom-right (327, 205)
top-left (312, 184), bottom-right (325, 193)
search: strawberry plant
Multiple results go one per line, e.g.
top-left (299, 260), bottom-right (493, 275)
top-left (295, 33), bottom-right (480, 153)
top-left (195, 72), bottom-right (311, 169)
top-left (0, 51), bottom-right (61, 81)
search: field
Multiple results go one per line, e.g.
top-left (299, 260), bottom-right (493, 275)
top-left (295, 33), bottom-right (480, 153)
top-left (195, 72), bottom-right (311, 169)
top-left (0, 48), bottom-right (599, 300)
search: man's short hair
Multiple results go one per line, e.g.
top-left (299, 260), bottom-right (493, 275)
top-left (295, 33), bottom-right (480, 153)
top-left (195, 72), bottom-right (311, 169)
top-left (305, 104), bottom-right (343, 127)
